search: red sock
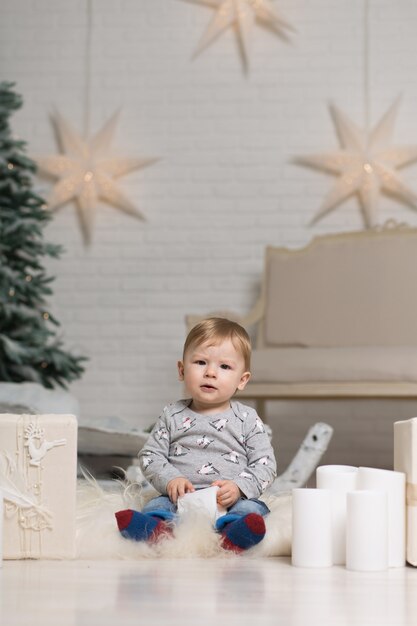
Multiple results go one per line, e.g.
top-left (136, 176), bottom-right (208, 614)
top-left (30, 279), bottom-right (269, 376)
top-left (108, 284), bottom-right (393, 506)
top-left (115, 509), bottom-right (172, 543)
top-left (221, 513), bottom-right (266, 553)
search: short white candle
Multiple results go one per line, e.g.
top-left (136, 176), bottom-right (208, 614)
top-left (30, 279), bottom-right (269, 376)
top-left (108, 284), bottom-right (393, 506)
top-left (346, 490), bottom-right (388, 572)
top-left (358, 467), bottom-right (406, 567)
top-left (316, 465), bottom-right (358, 565)
top-left (292, 488), bottom-right (332, 568)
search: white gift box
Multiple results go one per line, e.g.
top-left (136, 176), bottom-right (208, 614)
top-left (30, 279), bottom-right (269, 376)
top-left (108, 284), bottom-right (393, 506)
top-left (394, 417), bottom-right (417, 566)
top-left (0, 413), bottom-right (77, 559)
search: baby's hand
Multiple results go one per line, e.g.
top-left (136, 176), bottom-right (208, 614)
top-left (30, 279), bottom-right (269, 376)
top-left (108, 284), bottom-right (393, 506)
top-left (211, 480), bottom-right (241, 508)
top-left (167, 477), bottom-right (195, 504)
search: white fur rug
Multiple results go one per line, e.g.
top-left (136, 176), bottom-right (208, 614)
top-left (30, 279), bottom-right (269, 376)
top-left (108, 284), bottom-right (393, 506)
top-left (76, 479), bottom-right (292, 559)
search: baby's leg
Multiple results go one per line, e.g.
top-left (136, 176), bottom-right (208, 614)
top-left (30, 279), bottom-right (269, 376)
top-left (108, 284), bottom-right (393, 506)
top-left (116, 495), bottom-right (176, 543)
top-left (215, 498), bottom-right (269, 553)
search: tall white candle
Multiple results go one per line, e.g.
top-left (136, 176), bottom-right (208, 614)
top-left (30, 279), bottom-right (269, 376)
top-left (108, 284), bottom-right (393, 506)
top-left (316, 465), bottom-right (358, 565)
top-left (346, 490), bottom-right (388, 572)
top-left (292, 488), bottom-right (332, 568)
top-left (358, 467), bottom-right (406, 567)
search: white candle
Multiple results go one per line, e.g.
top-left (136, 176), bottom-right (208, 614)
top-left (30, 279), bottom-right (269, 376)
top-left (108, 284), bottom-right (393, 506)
top-left (292, 488), bottom-right (332, 568)
top-left (316, 465), bottom-right (358, 565)
top-left (346, 490), bottom-right (388, 571)
top-left (358, 467), bottom-right (406, 567)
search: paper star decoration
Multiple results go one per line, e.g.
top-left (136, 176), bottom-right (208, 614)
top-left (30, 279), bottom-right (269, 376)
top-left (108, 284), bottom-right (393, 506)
top-left (297, 99), bottom-right (417, 228)
top-left (187, 0), bottom-right (293, 67)
top-left (36, 111), bottom-right (158, 242)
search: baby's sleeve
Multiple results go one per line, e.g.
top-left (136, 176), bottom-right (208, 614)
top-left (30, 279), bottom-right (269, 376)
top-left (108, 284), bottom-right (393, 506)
top-left (233, 409), bottom-right (277, 499)
top-left (138, 411), bottom-right (183, 494)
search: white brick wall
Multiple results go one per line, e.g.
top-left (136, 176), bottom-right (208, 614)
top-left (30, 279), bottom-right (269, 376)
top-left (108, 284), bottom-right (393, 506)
top-left (2, 0), bottom-right (417, 468)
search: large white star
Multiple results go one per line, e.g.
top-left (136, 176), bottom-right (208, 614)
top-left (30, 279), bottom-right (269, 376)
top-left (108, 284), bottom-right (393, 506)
top-left (36, 111), bottom-right (158, 242)
top-left (186, 0), bottom-right (293, 67)
top-left (297, 100), bottom-right (417, 228)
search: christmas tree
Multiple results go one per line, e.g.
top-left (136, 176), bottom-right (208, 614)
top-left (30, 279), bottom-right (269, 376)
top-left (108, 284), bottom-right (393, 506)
top-left (0, 82), bottom-right (86, 388)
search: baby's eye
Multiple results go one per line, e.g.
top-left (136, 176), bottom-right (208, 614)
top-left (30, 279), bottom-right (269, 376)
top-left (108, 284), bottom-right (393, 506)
top-left (195, 360), bottom-right (206, 366)
top-left (220, 364), bottom-right (231, 370)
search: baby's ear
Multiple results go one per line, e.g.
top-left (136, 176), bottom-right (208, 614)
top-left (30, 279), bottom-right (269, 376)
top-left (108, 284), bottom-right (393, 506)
top-left (177, 360), bottom-right (185, 381)
top-left (237, 371), bottom-right (251, 391)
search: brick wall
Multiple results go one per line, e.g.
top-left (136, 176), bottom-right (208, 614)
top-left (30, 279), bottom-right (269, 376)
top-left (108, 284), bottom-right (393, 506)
top-left (2, 0), bottom-right (417, 469)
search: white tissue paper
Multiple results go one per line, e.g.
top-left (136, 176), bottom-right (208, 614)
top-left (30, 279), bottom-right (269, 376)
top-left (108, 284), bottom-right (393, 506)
top-left (177, 486), bottom-right (227, 523)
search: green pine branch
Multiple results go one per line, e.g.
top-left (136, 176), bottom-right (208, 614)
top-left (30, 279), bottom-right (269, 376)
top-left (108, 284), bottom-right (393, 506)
top-left (0, 82), bottom-right (87, 389)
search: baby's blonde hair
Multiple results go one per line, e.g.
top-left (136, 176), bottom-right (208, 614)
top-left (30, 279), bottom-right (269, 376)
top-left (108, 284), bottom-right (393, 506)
top-left (183, 317), bottom-right (251, 370)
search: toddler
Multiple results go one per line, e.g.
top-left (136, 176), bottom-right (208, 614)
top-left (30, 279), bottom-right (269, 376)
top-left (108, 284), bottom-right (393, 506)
top-left (115, 317), bottom-right (277, 552)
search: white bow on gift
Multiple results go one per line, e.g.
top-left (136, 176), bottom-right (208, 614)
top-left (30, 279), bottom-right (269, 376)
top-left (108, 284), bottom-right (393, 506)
top-left (0, 453), bottom-right (53, 530)
top-left (24, 423), bottom-right (67, 467)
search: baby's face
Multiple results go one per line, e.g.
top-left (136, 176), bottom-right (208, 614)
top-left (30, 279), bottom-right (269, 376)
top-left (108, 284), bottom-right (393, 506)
top-left (178, 338), bottom-right (250, 414)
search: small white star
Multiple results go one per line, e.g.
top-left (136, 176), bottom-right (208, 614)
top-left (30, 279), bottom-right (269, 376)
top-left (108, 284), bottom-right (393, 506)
top-left (36, 111), bottom-right (158, 242)
top-left (297, 99), bottom-right (417, 228)
top-left (186, 0), bottom-right (293, 68)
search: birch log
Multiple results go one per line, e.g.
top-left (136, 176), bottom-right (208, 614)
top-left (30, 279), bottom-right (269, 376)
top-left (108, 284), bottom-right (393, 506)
top-left (265, 422), bottom-right (334, 496)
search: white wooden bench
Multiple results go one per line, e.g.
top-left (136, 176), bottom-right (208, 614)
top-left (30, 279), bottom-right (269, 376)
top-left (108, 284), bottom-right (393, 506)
top-left (187, 224), bottom-right (417, 419)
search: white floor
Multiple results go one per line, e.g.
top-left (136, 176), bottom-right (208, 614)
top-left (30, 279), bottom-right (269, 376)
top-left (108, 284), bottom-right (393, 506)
top-left (1, 557), bottom-right (417, 626)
